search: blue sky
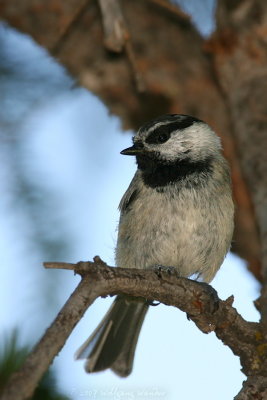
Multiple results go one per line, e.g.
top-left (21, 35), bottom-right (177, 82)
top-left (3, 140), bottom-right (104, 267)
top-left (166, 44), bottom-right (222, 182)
top-left (0, 5), bottom-right (261, 399)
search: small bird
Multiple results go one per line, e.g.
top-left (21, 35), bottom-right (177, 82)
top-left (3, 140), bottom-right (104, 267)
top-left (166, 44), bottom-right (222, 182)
top-left (76, 114), bottom-right (234, 377)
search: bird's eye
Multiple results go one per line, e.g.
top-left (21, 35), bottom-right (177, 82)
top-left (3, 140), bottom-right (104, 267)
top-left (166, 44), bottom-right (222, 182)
top-left (146, 127), bottom-right (170, 144)
top-left (158, 133), bottom-right (169, 143)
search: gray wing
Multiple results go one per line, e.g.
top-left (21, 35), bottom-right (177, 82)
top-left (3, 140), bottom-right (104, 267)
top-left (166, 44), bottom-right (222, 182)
top-left (119, 171), bottom-right (141, 214)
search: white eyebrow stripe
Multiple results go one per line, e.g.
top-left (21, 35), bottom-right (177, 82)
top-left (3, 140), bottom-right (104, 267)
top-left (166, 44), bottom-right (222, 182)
top-left (145, 120), bottom-right (173, 135)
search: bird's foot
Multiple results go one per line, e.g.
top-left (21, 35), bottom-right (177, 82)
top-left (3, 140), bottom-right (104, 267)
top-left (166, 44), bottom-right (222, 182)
top-left (152, 264), bottom-right (177, 278)
top-left (147, 265), bottom-right (177, 306)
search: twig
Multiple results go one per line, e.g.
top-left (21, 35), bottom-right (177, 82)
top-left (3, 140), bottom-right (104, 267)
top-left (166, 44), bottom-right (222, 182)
top-left (98, 0), bottom-right (128, 52)
top-left (0, 257), bottom-right (261, 400)
top-left (44, 261), bottom-right (76, 270)
top-left (97, 0), bottom-right (146, 92)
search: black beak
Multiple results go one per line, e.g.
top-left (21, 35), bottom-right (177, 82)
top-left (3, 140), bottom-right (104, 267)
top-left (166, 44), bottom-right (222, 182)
top-left (120, 143), bottom-right (144, 156)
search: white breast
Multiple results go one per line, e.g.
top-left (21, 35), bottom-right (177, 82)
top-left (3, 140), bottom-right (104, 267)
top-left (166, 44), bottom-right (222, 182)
top-left (115, 173), bottom-right (234, 283)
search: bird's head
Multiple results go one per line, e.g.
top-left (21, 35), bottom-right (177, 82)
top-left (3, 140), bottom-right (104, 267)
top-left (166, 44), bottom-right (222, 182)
top-left (121, 114), bottom-right (221, 168)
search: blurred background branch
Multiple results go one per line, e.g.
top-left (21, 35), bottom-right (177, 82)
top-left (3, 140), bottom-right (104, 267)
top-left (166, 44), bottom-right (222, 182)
top-left (0, 0), bottom-right (262, 280)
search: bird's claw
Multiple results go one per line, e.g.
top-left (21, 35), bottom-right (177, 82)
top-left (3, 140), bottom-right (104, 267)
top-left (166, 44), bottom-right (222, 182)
top-left (152, 265), bottom-right (177, 278)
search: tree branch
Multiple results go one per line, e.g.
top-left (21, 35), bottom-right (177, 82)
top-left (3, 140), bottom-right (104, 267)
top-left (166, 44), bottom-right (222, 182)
top-left (0, 257), bottom-right (262, 400)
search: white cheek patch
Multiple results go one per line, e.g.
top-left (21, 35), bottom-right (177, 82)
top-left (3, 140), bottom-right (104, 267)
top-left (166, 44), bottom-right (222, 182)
top-left (160, 137), bottom-right (188, 161)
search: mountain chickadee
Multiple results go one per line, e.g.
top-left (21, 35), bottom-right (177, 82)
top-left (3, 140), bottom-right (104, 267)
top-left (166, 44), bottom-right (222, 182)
top-left (76, 114), bottom-right (234, 377)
